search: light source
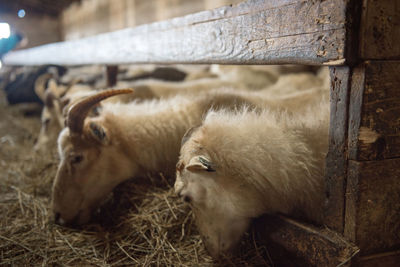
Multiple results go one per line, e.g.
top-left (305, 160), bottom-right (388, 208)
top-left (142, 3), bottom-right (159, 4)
top-left (0, 23), bottom-right (10, 39)
top-left (18, 9), bottom-right (26, 18)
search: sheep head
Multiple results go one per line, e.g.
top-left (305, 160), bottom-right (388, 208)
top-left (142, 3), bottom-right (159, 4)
top-left (34, 79), bottom-right (66, 152)
top-left (51, 88), bottom-right (135, 226)
top-left (175, 126), bottom-right (262, 258)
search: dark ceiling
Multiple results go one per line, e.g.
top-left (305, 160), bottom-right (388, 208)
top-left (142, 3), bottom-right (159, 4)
top-left (0, 0), bottom-right (81, 17)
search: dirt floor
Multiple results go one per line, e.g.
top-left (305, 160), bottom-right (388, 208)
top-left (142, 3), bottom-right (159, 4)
top-left (0, 88), bottom-right (271, 266)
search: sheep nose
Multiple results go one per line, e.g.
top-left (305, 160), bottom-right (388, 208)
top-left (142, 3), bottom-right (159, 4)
top-left (54, 212), bottom-right (60, 222)
top-left (183, 195), bottom-right (192, 203)
top-left (178, 191), bottom-right (191, 203)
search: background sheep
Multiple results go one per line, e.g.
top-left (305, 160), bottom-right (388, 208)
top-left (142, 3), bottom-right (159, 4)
top-left (174, 101), bottom-right (330, 258)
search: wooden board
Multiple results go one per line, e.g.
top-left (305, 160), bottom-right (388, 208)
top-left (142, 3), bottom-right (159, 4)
top-left (354, 250), bottom-right (400, 267)
top-left (348, 61), bottom-right (400, 161)
top-left (344, 159), bottom-right (400, 256)
top-left (3, 0), bottom-right (349, 66)
top-left (323, 66), bottom-right (351, 233)
top-left (360, 0), bottom-right (400, 60)
top-left (255, 215), bottom-right (359, 267)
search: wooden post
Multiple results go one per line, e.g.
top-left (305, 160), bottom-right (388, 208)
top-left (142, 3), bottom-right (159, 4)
top-left (344, 61), bottom-right (400, 265)
top-left (341, 0), bottom-right (400, 265)
top-left (323, 66), bottom-right (351, 234)
top-left (106, 65), bottom-right (119, 87)
top-left (324, 1), bottom-right (400, 265)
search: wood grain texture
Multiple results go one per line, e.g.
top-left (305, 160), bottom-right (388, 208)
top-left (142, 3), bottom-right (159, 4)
top-left (344, 159), bottom-right (400, 256)
top-left (4, 0), bottom-right (348, 66)
top-left (348, 61), bottom-right (400, 161)
top-left (323, 66), bottom-right (351, 234)
top-left (360, 0), bottom-right (400, 60)
top-left (255, 215), bottom-right (359, 267)
top-left (355, 250), bottom-right (400, 267)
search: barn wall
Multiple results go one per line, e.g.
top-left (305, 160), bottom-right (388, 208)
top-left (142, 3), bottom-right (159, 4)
top-left (0, 12), bottom-right (61, 48)
top-left (61, 0), bottom-right (242, 41)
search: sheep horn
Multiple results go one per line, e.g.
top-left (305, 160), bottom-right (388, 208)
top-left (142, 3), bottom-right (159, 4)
top-left (34, 73), bottom-right (53, 101)
top-left (67, 88), bottom-right (134, 134)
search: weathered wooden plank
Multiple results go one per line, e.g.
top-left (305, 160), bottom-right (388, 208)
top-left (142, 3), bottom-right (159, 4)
top-left (360, 0), bottom-right (400, 60)
top-left (354, 250), bottom-right (400, 267)
top-left (344, 159), bottom-right (400, 256)
top-left (348, 61), bottom-right (400, 161)
top-left (255, 215), bottom-right (359, 267)
top-left (4, 0), bottom-right (348, 66)
top-left (323, 66), bottom-right (351, 234)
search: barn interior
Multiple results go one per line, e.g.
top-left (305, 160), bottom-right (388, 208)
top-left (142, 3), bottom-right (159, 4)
top-left (0, 0), bottom-right (399, 266)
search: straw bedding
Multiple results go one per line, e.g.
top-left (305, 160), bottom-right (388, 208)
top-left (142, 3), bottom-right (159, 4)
top-left (0, 90), bottom-right (271, 266)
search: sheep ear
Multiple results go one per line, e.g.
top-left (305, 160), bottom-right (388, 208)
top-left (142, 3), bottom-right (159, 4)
top-left (186, 156), bottom-right (216, 172)
top-left (88, 122), bottom-right (109, 145)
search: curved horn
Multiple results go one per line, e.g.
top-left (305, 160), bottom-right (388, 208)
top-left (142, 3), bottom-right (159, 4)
top-left (67, 88), bottom-right (134, 134)
top-left (34, 73), bottom-right (53, 101)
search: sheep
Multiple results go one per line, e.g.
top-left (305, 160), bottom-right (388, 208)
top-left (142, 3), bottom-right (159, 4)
top-left (3, 65), bottom-right (66, 105)
top-left (51, 87), bottom-right (308, 226)
top-left (209, 65), bottom-right (320, 91)
top-left (113, 64), bottom-right (328, 102)
top-left (174, 101), bottom-right (329, 258)
top-left (34, 77), bottom-right (142, 152)
top-left (210, 65), bottom-right (278, 90)
top-left (116, 77), bottom-right (247, 99)
top-left (34, 79), bottom-right (95, 151)
top-left (263, 72), bottom-right (325, 97)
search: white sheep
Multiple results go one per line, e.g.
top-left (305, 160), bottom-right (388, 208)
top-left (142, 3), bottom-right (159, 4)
top-left (174, 101), bottom-right (329, 258)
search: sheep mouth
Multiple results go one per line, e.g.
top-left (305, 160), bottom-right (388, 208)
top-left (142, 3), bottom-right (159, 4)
top-left (55, 209), bottom-right (91, 228)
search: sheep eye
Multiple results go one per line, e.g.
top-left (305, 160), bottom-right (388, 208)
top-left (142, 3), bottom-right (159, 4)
top-left (71, 155), bottom-right (83, 164)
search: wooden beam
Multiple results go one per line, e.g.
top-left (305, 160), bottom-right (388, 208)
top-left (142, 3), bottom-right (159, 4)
top-left (348, 61), bottom-right (400, 161)
top-left (255, 215), bottom-right (359, 266)
top-left (4, 0), bottom-right (349, 66)
top-left (344, 159), bottom-right (400, 256)
top-left (360, 0), bottom-right (400, 60)
top-left (355, 250), bottom-right (400, 267)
